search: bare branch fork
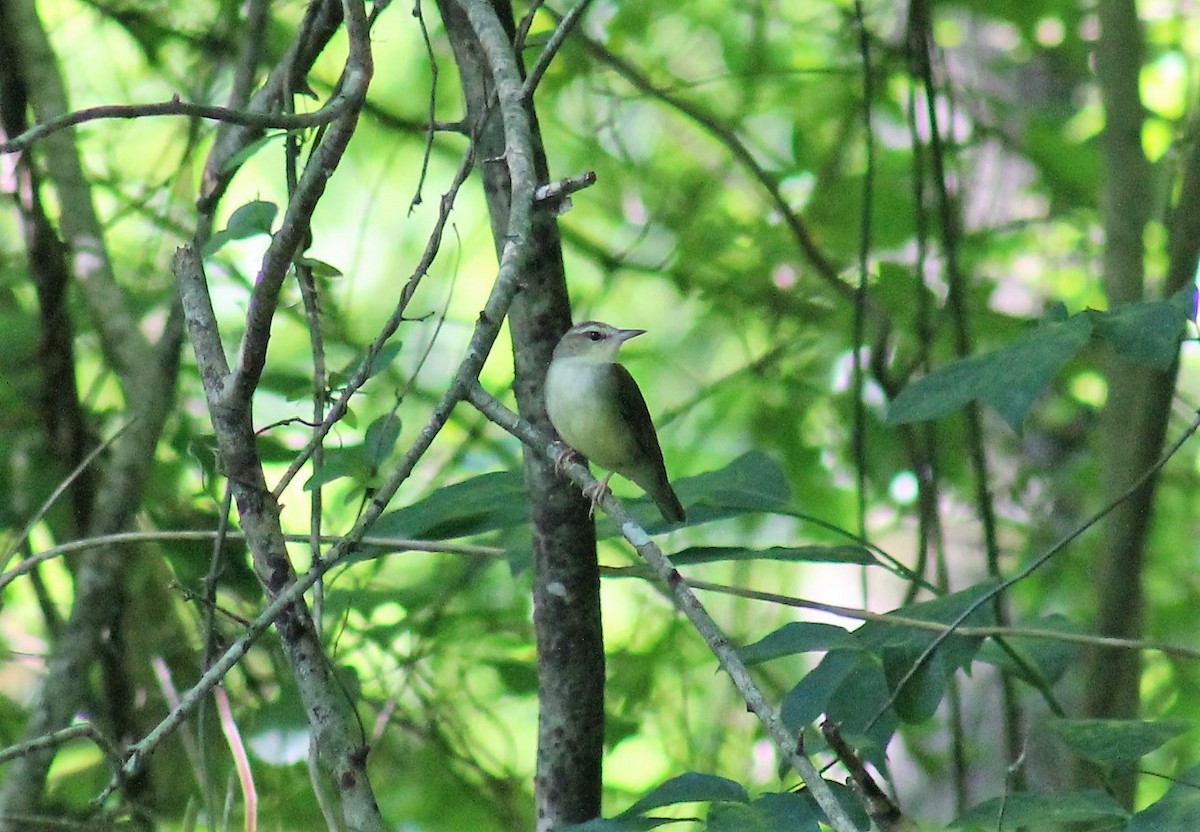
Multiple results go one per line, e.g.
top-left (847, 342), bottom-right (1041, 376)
top-left (171, 0), bottom-right (387, 826)
top-left (102, 0), bottom-right (540, 811)
top-left (465, 383), bottom-right (876, 832)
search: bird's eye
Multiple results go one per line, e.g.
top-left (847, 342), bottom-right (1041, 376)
top-left (586, 330), bottom-right (604, 341)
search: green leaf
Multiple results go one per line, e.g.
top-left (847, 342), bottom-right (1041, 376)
top-left (709, 792), bottom-right (821, 832)
top-left (332, 340), bottom-right (404, 389)
top-left (976, 613), bottom-right (1082, 687)
top-left (857, 582), bottom-right (998, 724)
top-left (303, 447), bottom-right (369, 491)
top-left (781, 649), bottom-right (897, 762)
top-left (670, 545), bottom-right (874, 567)
top-left (226, 199), bottom-right (278, 237)
top-left (1127, 762), bottom-right (1200, 831)
top-left (1091, 291), bottom-right (1191, 368)
top-left (1049, 718), bottom-right (1188, 772)
top-left (596, 451), bottom-right (790, 536)
top-left (259, 369), bottom-right (320, 401)
top-left (503, 526), bottom-right (535, 576)
top-left (739, 622), bottom-right (859, 666)
top-left (363, 413), bottom-right (401, 467)
top-left (202, 200), bottom-right (278, 256)
top-left (295, 255), bottom-right (344, 278)
top-left (706, 803), bottom-right (774, 832)
top-left (887, 314), bottom-right (1093, 430)
top-left (950, 789), bottom-right (1128, 830)
top-left (559, 818), bottom-right (677, 832)
top-left (367, 340), bottom-right (405, 378)
top-left (371, 470), bottom-right (528, 539)
top-left (618, 772), bottom-right (749, 817)
top-left (491, 660), bottom-right (539, 696)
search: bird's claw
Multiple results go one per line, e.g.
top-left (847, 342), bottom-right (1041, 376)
top-left (583, 476), bottom-right (613, 519)
top-left (553, 442), bottom-right (583, 474)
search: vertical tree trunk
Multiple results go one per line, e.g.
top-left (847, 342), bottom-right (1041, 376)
top-left (438, 1), bottom-right (605, 827)
top-left (1082, 0), bottom-right (1182, 807)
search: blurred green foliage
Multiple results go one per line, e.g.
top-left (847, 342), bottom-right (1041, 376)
top-left (2, 0), bottom-right (1200, 830)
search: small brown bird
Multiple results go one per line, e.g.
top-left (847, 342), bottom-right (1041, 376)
top-left (545, 321), bottom-right (686, 523)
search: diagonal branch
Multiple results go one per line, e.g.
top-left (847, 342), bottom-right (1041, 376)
top-left (466, 383), bottom-right (876, 832)
top-left (228, 0), bottom-right (374, 405)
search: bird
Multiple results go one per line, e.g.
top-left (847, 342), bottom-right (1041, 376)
top-left (545, 321), bottom-right (686, 523)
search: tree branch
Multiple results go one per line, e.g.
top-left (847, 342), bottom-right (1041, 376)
top-left (466, 383), bottom-right (875, 832)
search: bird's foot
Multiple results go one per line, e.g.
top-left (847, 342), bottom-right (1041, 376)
top-left (583, 474), bottom-right (614, 519)
top-left (552, 442), bottom-right (583, 475)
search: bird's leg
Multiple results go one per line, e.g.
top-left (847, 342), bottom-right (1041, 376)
top-left (550, 443), bottom-right (608, 516)
top-left (583, 473), bottom-right (614, 518)
top-left (552, 442), bottom-right (584, 474)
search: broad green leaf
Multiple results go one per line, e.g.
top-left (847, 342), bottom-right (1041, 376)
top-left (363, 413), bottom-right (401, 467)
top-left (887, 314), bottom-right (1092, 430)
top-left (202, 200), bottom-right (278, 256)
top-left (332, 340), bottom-right (405, 389)
top-left (259, 369), bottom-right (318, 401)
top-left (225, 199), bottom-right (278, 237)
top-left (781, 651), bottom-right (896, 762)
top-left (857, 582), bottom-right (998, 724)
top-left (739, 622), bottom-right (859, 666)
top-left (1126, 763), bottom-right (1200, 831)
top-left (670, 545), bottom-right (874, 567)
top-left (158, 528), bottom-right (259, 600)
top-left (503, 526), bottom-right (535, 576)
top-left (367, 340), bottom-right (405, 378)
top-left (709, 792), bottom-right (820, 832)
top-left (976, 613), bottom-right (1082, 687)
top-left (950, 789), bottom-right (1128, 830)
top-left (295, 255), bottom-right (344, 278)
top-left (782, 650), bottom-right (864, 730)
top-left (618, 772), bottom-right (749, 817)
top-left (303, 447), bottom-right (369, 491)
top-left (706, 803), bottom-right (774, 832)
top-left (491, 660), bottom-right (539, 696)
top-left (678, 450), bottom-right (790, 512)
top-left (1049, 718), bottom-right (1188, 772)
top-left (597, 451), bottom-right (790, 536)
top-left (371, 470), bottom-right (528, 539)
top-left (1091, 288), bottom-right (1193, 368)
top-left (559, 818), bottom-right (677, 832)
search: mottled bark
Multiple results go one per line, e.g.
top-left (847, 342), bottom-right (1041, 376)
top-left (437, 1), bottom-right (605, 827)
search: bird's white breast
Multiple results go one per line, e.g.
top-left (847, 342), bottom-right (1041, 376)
top-left (545, 357), bottom-right (636, 473)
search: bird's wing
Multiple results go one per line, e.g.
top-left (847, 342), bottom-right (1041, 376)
top-left (614, 364), bottom-right (667, 470)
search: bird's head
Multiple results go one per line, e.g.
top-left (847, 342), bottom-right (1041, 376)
top-left (552, 321), bottom-right (645, 363)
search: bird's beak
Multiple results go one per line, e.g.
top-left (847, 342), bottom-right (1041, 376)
top-left (616, 328), bottom-right (646, 343)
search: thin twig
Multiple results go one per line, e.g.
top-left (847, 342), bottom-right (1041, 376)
top-left (520, 0), bottom-right (595, 101)
top-left (270, 141), bottom-right (478, 498)
top-left (0, 421), bottom-right (131, 573)
top-left (409, 0), bottom-right (441, 211)
top-left (668, 576), bottom-right (1200, 664)
top-left (866, 407), bottom-right (1200, 731)
top-left (0, 96), bottom-right (360, 155)
top-left (0, 724), bottom-right (121, 768)
top-left (0, 530), bottom-right (500, 592)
